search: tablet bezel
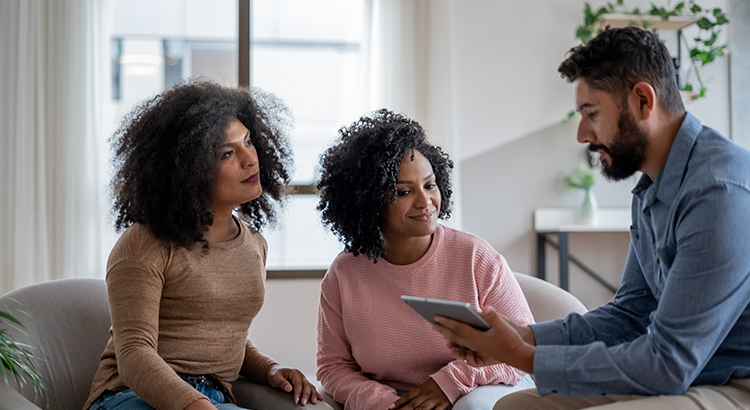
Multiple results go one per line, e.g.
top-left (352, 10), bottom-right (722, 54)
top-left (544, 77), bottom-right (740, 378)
top-left (401, 295), bottom-right (491, 331)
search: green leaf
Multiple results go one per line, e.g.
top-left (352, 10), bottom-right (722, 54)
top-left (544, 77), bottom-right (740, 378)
top-left (704, 31), bottom-right (718, 47)
top-left (690, 4), bottom-right (702, 14)
top-left (0, 316), bottom-right (48, 402)
top-left (576, 26), bottom-right (593, 44)
top-left (699, 86), bottom-right (707, 98)
top-left (682, 83), bottom-right (693, 92)
top-left (562, 162), bottom-right (597, 190)
top-left (697, 17), bottom-right (713, 30)
top-left (0, 312), bottom-right (22, 327)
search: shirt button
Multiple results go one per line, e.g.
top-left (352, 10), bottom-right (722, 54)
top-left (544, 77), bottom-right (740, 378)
top-left (551, 390), bottom-right (558, 394)
top-left (656, 258), bottom-right (660, 265)
top-left (636, 233), bottom-right (640, 239)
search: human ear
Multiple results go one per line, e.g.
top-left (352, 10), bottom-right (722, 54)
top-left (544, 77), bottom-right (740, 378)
top-left (631, 82), bottom-right (656, 120)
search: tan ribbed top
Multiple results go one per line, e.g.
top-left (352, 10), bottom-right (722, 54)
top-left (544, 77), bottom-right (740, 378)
top-left (83, 220), bottom-right (276, 410)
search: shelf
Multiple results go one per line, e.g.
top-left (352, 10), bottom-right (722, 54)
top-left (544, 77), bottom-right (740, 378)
top-left (596, 13), bottom-right (698, 31)
top-left (680, 90), bottom-right (701, 102)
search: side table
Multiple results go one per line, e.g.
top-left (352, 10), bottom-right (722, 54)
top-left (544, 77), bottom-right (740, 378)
top-left (534, 208), bottom-right (630, 292)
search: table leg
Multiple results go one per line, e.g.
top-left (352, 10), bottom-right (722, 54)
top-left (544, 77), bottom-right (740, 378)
top-left (558, 232), bottom-right (569, 291)
top-left (536, 233), bottom-right (546, 281)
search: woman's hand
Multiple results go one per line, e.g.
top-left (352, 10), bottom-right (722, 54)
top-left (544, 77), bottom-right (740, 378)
top-left (184, 398), bottom-right (218, 410)
top-left (388, 378), bottom-right (450, 410)
top-left (433, 306), bottom-right (535, 373)
top-left (267, 364), bottom-right (323, 406)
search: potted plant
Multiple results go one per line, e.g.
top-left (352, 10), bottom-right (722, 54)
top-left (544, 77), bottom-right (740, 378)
top-left (562, 161), bottom-right (598, 224)
top-left (575, 0), bottom-right (729, 98)
top-left (0, 310), bottom-right (46, 401)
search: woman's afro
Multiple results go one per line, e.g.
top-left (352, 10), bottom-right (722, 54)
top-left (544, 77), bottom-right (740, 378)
top-left (317, 109), bottom-right (453, 261)
top-left (111, 80), bottom-right (293, 248)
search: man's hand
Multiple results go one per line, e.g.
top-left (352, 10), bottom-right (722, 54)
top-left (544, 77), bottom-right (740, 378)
top-left (267, 364), bottom-right (323, 406)
top-left (433, 306), bottom-right (536, 373)
top-left (388, 378), bottom-right (451, 410)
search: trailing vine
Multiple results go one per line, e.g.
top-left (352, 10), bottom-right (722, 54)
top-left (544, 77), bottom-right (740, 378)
top-left (575, 0), bottom-right (729, 97)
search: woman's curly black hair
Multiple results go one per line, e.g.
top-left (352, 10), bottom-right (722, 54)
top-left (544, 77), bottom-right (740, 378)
top-left (111, 79), bottom-right (293, 247)
top-left (317, 109), bottom-right (453, 261)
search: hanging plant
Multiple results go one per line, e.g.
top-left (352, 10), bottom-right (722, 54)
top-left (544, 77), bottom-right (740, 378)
top-left (575, 0), bottom-right (729, 98)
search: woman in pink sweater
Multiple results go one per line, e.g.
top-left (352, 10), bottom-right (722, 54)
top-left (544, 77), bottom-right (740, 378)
top-left (315, 109), bottom-right (536, 410)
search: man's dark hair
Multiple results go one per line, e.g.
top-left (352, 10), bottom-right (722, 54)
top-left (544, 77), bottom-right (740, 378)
top-left (111, 80), bottom-right (293, 247)
top-left (558, 26), bottom-right (685, 115)
top-left (317, 109), bottom-right (453, 261)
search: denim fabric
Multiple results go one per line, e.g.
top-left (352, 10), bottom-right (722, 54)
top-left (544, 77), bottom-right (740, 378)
top-left (531, 112), bottom-right (750, 397)
top-left (89, 380), bottom-right (249, 410)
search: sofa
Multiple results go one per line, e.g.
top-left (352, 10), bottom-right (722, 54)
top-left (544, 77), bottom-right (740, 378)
top-left (0, 278), bottom-right (333, 410)
top-left (0, 273), bottom-right (586, 410)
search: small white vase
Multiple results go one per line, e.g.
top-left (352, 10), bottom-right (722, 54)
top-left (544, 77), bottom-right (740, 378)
top-left (579, 188), bottom-right (598, 224)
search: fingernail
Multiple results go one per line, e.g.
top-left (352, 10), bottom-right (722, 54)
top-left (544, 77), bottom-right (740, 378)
top-left (389, 405), bottom-right (395, 409)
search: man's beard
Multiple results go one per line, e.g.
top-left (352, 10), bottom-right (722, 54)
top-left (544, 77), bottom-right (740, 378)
top-left (588, 108), bottom-right (648, 182)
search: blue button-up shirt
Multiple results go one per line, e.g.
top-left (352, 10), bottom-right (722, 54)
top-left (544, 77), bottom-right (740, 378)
top-left (531, 112), bottom-right (750, 397)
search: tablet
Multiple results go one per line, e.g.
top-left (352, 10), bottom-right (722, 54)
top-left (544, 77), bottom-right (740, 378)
top-left (401, 295), bottom-right (490, 331)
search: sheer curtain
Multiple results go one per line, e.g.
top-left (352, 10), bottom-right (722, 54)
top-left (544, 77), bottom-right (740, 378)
top-left (364, 0), bottom-right (462, 227)
top-left (0, 0), bottom-right (112, 293)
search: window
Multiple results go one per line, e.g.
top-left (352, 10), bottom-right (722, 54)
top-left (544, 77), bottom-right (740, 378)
top-left (109, 0), bottom-right (367, 273)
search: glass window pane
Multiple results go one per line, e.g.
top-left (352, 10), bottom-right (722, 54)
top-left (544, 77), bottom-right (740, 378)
top-left (252, 0), bottom-right (364, 42)
top-left (108, 0), bottom-right (365, 271)
top-left (264, 196), bottom-right (343, 270)
top-left (110, 0), bottom-right (238, 121)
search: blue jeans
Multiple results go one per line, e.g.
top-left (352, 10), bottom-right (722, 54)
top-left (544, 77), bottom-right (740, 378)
top-left (89, 379), bottom-right (250, 410)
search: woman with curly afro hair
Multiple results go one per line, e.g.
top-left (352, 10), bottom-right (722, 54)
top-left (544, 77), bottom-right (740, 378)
top-left (315, 109), bottom-right (536, 410)
top-left (83, 80), bottom-right (323, 410)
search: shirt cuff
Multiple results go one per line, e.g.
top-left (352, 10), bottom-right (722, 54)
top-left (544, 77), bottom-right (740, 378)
top-left (530, 319), bottom-right (568, 345)
top-left (533, 345), bottom-right (569, 397)
top-left (429, 372), bottom-right (461, 404)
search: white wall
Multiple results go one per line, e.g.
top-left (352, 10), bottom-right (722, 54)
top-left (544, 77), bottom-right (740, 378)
top-left (449, 0), bottom-right (581, 161)
top-left (451, 0), bottom-right (730, 161)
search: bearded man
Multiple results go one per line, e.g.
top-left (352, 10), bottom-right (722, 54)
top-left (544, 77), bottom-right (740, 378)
top-left (434, 26), bottom-right (750, 410)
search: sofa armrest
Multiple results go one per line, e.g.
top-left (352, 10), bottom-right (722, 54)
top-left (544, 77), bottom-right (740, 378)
top-left (0, 383), bottom-right (42, 410)
top-left (320, 390), bottom-right (344, 410)
top-left (231, 377), bottom-right (334, 410)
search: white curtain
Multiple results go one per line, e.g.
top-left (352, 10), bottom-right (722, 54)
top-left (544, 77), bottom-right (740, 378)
top-left (0, 0), bottom-right (112, 293)
top-left (364, 0), bottom-right (462, 228)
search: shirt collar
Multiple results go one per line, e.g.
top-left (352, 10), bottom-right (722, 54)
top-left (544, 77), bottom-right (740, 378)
top-left (631, 112), bottom-right (701, 208)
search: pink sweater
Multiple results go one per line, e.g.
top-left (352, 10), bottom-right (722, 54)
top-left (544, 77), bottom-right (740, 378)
top-left (316, 224), bottom-right (534, 410)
